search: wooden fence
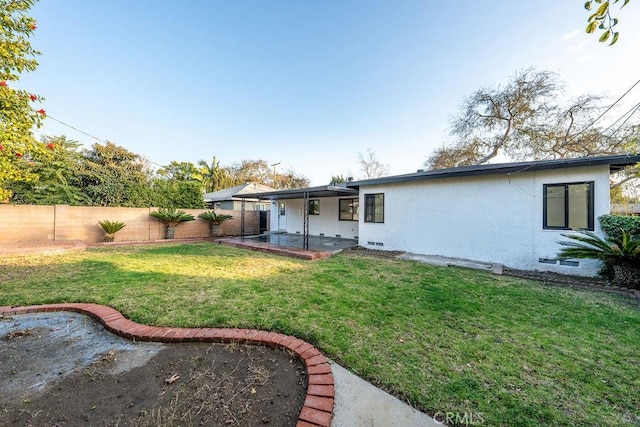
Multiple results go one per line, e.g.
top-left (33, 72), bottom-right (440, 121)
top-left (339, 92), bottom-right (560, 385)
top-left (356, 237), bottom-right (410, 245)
top-left (0, 205), bottom-right (266, 243)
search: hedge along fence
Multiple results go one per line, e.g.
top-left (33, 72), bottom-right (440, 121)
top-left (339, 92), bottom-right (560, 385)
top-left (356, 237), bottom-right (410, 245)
top-left (599, 214), bottom-right (640, 241)
top-left (0, 205), bottom-right (265, 244)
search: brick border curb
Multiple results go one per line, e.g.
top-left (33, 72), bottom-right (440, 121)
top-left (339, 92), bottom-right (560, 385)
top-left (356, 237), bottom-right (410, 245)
top-left (0, 303), bottom-right (334, 427)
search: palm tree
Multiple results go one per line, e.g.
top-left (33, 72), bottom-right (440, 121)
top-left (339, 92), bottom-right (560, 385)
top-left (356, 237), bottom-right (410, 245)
top-left (197, 156), bottom-right (236, 193)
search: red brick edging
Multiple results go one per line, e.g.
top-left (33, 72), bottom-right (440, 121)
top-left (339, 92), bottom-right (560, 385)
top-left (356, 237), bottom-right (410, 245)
top-left (0, 303), bottom-right (335, 427)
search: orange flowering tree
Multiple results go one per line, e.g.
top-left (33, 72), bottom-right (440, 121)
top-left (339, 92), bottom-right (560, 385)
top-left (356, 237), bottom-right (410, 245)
top-left (0, 0), bottom-right (47, 201)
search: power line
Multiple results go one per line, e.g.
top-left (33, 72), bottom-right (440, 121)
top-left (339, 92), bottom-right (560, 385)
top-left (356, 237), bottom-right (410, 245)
top-left (600, 100), bottom-right (640, 134)
top-left (41, 112), bottom-right (167, 169)
top-left (506, 76), bottom-right (640, 178)
top-left (45, 114), bottom-right (108, 144)
top-left (573, 76), bottom-right (640, 138)
top-left (609, 101), bottom-right (640, 137)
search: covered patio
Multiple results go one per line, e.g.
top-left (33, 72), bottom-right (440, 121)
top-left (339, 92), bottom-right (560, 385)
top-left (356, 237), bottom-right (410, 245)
top-left (233, 185), bottom-right (360, 257)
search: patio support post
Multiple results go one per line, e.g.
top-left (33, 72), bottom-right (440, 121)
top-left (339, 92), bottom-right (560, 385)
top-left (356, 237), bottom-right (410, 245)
top-left (240, 198), bottom-right (245, 240)
top-left (303, 191), bottom-right (309, 250)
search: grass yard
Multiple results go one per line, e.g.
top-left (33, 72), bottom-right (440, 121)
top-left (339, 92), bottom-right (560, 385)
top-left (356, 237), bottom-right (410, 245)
top-left (1, 243), bottom-right (638, 426)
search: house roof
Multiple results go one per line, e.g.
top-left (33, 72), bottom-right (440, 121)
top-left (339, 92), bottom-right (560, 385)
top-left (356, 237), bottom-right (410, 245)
top-left (346, 154), bottom-right (640, 188)
top-left (203, 183), bottom-right (276, 202)
top-left (232, 155), bottom-right (640, 200)
top-left (237, 185), bottom-right (358, 201)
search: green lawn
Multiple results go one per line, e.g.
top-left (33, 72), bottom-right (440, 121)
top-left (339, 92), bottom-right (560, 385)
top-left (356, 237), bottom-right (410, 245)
top-left (1, 243), bottom-right (638, 426)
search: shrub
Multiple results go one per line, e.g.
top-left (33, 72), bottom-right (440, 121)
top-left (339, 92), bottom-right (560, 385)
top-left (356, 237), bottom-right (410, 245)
top-left (150, 208), bottom-right (195, 239)
top-left (558, 229), bottom-right (640, 289)
top-left (198, 211), bottom-right (233, 224)
top-left (599, 215), bottom-right (640, 241)
top-left (98, 219), bottom-right (126, 242)
top-left (198, 211), bottom-right (233, 237)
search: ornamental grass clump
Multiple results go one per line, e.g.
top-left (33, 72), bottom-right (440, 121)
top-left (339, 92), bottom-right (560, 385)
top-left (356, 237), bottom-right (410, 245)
top-left (98, 219), bottom-right (126, 242)
top-left (198, 211), bottom-right (233, 237)
top-left (558, 228), bottom-right (640, 289)
top-left (150, 208), bottom-right (195, 239)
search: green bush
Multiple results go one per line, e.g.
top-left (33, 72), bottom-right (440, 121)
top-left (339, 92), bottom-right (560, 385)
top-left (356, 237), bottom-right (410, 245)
top-left (599, 215), bottom-right (640, 240)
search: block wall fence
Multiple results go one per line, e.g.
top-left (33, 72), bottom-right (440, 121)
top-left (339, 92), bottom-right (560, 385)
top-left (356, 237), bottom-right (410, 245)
top-left (0, 205), bottom-right (266, 243)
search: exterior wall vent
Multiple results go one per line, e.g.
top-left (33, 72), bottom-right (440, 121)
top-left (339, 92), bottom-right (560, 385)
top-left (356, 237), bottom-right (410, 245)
top-left (559, 260), bottom-right (579, 267)
top-left (335, 234), bottom-right (341, 238)
top-left (538, 258), bottom-right (557, 265)
top-left (319, 233), bottom-right (325, 236)
top-left (375, 242), bottom-right (384, 246)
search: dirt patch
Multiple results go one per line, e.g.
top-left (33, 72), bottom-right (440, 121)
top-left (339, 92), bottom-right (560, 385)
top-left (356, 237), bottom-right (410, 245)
top-left (344, 246), bottom-right (405, 258)
top-left (0, 313), bottom-right (307, 426)
top-left (503, 268), bottom-right (640, 299)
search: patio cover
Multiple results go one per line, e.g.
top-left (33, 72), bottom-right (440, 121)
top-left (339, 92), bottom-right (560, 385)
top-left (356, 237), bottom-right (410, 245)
top-left (236, 185), bottom-right (358, 249)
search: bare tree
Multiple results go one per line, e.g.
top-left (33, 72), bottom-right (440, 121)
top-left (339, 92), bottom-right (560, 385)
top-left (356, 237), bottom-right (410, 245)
top-left (357, 148), bottom-right (389, 179)
top-left (426, 68), bottom-right (640, 174)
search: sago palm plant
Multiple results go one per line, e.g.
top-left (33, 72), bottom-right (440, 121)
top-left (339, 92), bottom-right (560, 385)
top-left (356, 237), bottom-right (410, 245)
top-left (98, 219), bottom-right (126, 242)
top-left (150, 208), bottom-right (195, 239)
top-left (198, 211), bottom-right (233, 237)
top-left (558, 229), bottom-right (640, 289)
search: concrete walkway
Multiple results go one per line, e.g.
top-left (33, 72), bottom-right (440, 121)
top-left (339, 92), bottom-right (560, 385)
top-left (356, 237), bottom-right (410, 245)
top-left (331, 362), bottom-right (439, 427)
top-left (398, 252), bottom-right (502, 273)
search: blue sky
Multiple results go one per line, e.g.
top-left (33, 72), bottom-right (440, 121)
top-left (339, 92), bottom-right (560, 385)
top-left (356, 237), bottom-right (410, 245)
top-left (17, 0), bottom-right (640, 185)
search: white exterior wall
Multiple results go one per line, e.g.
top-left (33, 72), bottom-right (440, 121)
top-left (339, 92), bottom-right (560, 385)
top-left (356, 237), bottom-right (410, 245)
top-left (357, 166), bottom-right (611, 276)
top-left (268, 197), bottom-right (359, 239)
top-left (269, 201), bottom-right (282, 231)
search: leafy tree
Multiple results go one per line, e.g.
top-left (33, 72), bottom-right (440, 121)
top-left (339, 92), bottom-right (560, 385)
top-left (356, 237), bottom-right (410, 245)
top-left (585, 0), bottom-right (629, 45)
top-left (330, 174), bottom-right (347, 184)
top-left (357, 148), bottom-right (389, 179)
top-left (152, 161), bottom-right (205, 208)
top-left (227, 159), bottom-right (273, 186)
top-left (225, 159), bottom-right (309, 189)
top-left (78, 141), bottom-right (155, 207)
top-left (277, 168), bottom-right (310, 189)
top-left (151, 179), bottom-right (205, 209)
top-left (9, 136), bottom-right (89, 205)
top-left (0, 0), bottom-right (45, 201)
top-left (157, 161), bottom-right (201, 181)
top-left (426, 69), bottom-right (640, 186)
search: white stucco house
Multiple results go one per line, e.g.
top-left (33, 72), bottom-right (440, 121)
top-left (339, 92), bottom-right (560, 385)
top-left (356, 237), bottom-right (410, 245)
top-left (242, 155), bottom-right (640, 276)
